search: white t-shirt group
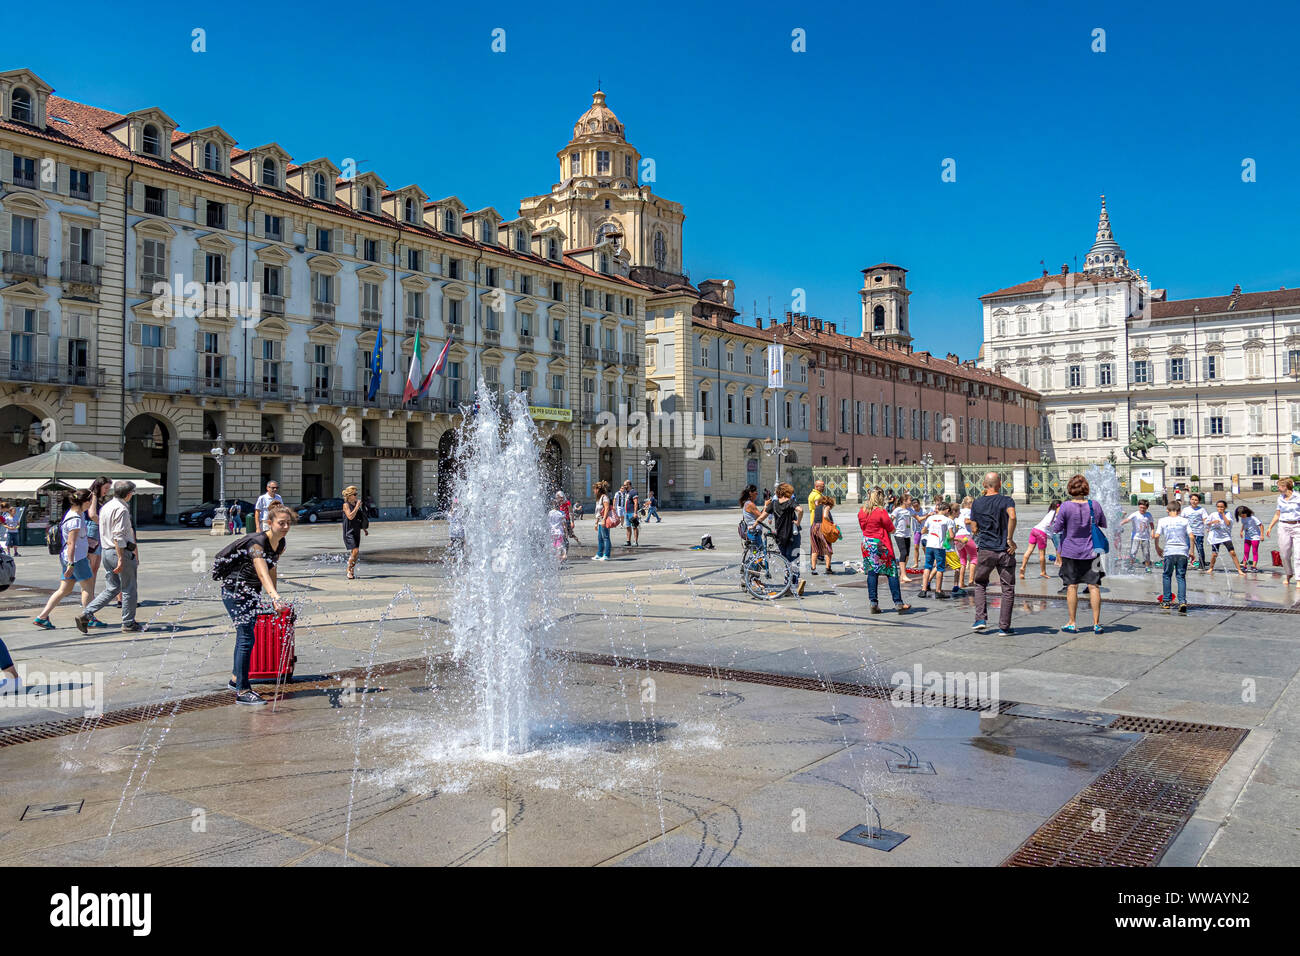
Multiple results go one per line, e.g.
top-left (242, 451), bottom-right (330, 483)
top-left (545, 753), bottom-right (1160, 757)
top-left (1240, 515), bottom-right (1262, 541)
top-left (1125, 510), bottom-right (1154, 541)
top-left (1183, 505), bottom-right (1208, 536)
top-left (890, 505), bottom-right (916, 537)
top-left (1205, 510), bottom-right (1232, 544)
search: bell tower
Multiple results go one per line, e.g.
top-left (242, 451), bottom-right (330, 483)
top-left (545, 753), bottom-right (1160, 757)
top-left (860, 263), bottom-right (913, 348)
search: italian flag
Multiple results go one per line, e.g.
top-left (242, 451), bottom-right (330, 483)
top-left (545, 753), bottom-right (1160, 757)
top-left (402, 328), bottom-right (433, 402)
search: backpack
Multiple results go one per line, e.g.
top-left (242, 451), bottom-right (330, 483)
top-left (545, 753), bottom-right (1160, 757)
top-left (771, 500), bottom-right (796, 548)
top-left (46, 520), bottom-right (63, 555)
top-left (212, 533), bottom-right (262, 582)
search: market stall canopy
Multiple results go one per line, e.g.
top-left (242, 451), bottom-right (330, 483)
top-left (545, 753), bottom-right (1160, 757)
top-left (0, 441), bottom-right (162, 497)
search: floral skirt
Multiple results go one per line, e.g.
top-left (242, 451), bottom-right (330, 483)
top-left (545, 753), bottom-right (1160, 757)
top-left (862, 537), bottom-right (896, 577)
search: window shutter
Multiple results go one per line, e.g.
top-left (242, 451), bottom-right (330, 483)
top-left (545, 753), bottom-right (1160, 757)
top-left (37, 219), bottom-right (49, 259)
top-left (0, 149), bottom-right (12, 184)
top-left (0, 208), bottom-right (10, 252)
top-left (253, 212), bottom-right (264, 239)
top-left (161, 189), bottom-right (177, 220)
top-left (271, 340), bottom-right (282, 362)
top-left (38, 158), bottom-right (55, 192)
top-left (36, 310), bottom-right (51, 361)
top-left (91, 229), bottom-right (106, 267)
top-left (92, 171), bottom-right (107, 203)
top-left (227, 204), bottom-right (240, 231)
top-left (129, 322), bottom-right (142, 346)
top-left (252, 337), bottom-right (263, 385)
top-left (1222, 413), bottom-right (1230, 436)
top-left (281, 354), bottom-right (292, 386)
top-left (332, 228), bottom-right (342, 253)
top-left (132, 182), bottom-right (144, 211)
top-left (193, 247), bottom-right (205, 283)
top-left (56, 163), bottom-right (70, 196)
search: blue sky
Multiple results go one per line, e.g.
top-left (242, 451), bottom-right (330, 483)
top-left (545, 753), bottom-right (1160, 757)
top-left (13, 0), bottom-right (1299, 358)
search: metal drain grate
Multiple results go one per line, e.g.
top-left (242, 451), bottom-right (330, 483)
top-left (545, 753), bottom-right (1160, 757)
top-left (1002, 726), bottom-right (1246, 866)
top-left (0, 657), bottom-right (428, 749)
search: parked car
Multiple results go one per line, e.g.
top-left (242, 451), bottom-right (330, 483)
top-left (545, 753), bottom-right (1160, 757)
top-left (296, 497), bottom-right (345, 523)
top-left (179, 499), bottom-right (256, 528)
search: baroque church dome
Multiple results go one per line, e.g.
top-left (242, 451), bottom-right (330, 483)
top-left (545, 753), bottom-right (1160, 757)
top-left (572, 90), bottom-right (625, 141)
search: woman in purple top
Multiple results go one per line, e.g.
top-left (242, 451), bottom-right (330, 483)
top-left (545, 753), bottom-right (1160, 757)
top-left (1050, 474), bottom-right (1107, 634)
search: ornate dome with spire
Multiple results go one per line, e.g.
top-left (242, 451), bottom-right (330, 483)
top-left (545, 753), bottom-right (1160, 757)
top-left (572, 90), bottom-right (625, 141)
top-left (1083, 194), bottom-right (1133, 276)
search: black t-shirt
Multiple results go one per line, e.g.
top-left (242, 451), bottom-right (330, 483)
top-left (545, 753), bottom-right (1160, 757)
top-left (222, 532), bottom-right (286, 597)
top-left (970, 493), bottom-right (1015, 551)
top-left (768, 498), bottom-right (798, 547)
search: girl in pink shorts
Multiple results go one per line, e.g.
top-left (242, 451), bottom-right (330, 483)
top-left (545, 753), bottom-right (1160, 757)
top-left (955, 497), bottom-right (978, 589)
top-left (1020, 500), bottom-right (1060, 579)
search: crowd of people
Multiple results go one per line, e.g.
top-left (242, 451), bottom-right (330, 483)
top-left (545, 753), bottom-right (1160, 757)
top-left (733, 474), bottom-right (1300, 634)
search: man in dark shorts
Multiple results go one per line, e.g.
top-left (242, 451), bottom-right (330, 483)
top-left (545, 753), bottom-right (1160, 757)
top-left (967, 472), bottom-right (1017, 634)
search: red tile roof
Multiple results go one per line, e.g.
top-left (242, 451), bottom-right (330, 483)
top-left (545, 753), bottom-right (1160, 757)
top-left (980, 272), bottom-right (1133, 299)
top-left (1151, 288), bottom-right (1300, 318)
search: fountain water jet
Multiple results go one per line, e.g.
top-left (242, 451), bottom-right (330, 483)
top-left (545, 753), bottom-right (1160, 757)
top-left (447, 384), bottom-right (558, 754)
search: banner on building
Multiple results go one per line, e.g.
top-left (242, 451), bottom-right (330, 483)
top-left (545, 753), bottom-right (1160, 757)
top-left (768, 344), bottom-right (784, 388)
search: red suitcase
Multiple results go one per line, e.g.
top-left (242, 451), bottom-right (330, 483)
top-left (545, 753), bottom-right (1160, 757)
top-left (249, 606), bottom-right (296, 681)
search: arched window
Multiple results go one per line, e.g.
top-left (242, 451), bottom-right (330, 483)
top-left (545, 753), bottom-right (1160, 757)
top-left (444, 209), bottom-right (457, 234)
top-left (142, 123), bottom-right (162, 156)
top-left (11, 87), bottom-right (33, 123)
top-left (313, 171), bottom-right (328, 200)
top-left (404, 198), bottom-right (416, 222)
top-left (261, 158), bottom-right (277, 186)
top-left (701, 446), bottom-right (716, 460)
top-left (653, 231), bottom-right (666, 270)
top-left (873, 305), bottom-right (885, 331)
top-left (203, 142), bottom-right (220, 171)
top-left (515, 229), bottom-right (527, 253)
top-left (362, 185), bottom-right (375, 212)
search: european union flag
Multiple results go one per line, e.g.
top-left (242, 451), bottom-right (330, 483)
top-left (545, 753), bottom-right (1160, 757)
top-left (367, 323), bottom-right (383, 402)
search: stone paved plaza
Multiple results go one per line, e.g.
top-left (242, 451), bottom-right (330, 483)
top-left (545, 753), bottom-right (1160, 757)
top-left (0, 504), bottom-right (1296, 866)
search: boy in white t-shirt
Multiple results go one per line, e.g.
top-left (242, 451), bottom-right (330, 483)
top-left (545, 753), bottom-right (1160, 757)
top-left (1183, 493), bottom-right (1209, 568)
top-left (1154, 500), bottom-right (1192, 611)
top-left (918, 504), bottom-right (955, 599)
top-left (1121, 500), bottom-right (1156, 571)
top-left (890, 494), bottom-right (918, 584)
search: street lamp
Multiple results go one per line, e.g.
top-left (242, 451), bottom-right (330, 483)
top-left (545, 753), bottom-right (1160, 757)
top-left (763, 435), bottom-right (790, 489)
top-left (210, 433), bottom-right (231, 535)
top-left (640, 454), bottom-right (656, 501)
top-left (871, 453), bottom-right (880, 489)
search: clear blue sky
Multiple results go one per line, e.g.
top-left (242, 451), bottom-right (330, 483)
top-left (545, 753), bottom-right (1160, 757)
top-left (13, 0), bottom-right (1299, 358)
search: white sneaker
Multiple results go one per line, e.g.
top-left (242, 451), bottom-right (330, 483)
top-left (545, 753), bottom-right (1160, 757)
top-left (0, 675), bottom-right (23, 696)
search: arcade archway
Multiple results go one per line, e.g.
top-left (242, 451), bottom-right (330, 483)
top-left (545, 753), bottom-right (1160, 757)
top-left (124, 414), bottom-right (171, 523)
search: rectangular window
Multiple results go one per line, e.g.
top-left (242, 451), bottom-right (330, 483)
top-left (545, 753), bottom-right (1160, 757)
top-left (143, 185), bottom-right (165, 216)
top-left (406, 289), bottom-right (423, 319)
top-left (596, 150), bottom-right (610, 174)
top-left (206, 201), bottom-right (225, 229)
top-left (10, 214), bottom-right (36, 255)
top-left (316, 228), bottom-right (331, 252)
top-left (314, 272), bottom-right (333, 304)
top-left (625, 155), bottom-right (633, 179)
top-left (447, 299), bottom-right (462, 325)
top-left (141, 238), bottom-right (166, 281)
top-left (1168, 357), bottom-right (1186, 382)
top-left (408, 248), bottom-right (422, 271)
top-left (1171, 417), bottom-right (1187, 436)
top-left (1208, 413), bottom-right (1225, 436)
top-left (726, 392), bottom-right (735, 424)
top-left (1250, 456), bottom-right (1265, 477)
top-left (1133, 360), bottom-right (1149, 384)
top-left (1068, 365), bottom-right (1081, 388)
top-left (202, 331), bottom-right (223, 382)
top-left (570, 152), bottom-right (580, 176)
top-left (1101, 419), bottom-right (1114, 440)
top-left (264, 215), bottom-right (282, 240)
top-left (1205, 355), bottom-right (1219, 380)
top-left (362, 238), bottom-right (378, 262)
top-left (552, 281), bottom-right (563, 301)
top-left (744, 395), bottom-right (753, 425)
top-left (485, 266), bottom-right (499, 288)
top-left (69, 168), bottom-right (92, 200)
top-left (725, 349), bottom-right (734, 371)
top-left (261, 339), bottom-right (280, 391)
top-left (204, 253), bottom-right (224, 283)
top-left (521, 274), bottom-right (533, 295)
top-left (68, 226), bottom-right (92, 264)
top-left (447, 258), bottom-right (461, 279)
top-left (1098, 362), bottom-right (1113, 386)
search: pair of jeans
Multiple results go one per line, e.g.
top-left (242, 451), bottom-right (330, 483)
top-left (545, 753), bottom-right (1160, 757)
top-left (85, 548), bottom-right (138, 624)
top-left (1162, 555), bottom-right (1188, 604)
top-left (778, 536), bottom-right (801, 583)
top-left (1192, 534), bottom-right (1206, 565)
top-left (973, 548), bottom-right (1016, 630)
top-left (867, 570), bottom-right (902, 606)
top-left (222, 590), bottom-right (259, 691)
top-left (595, 523), bottom-right (611, 559)
top-left (0, 637), bottom-right (13, 670)
top-left (647, 506), bottom-right (661, 522)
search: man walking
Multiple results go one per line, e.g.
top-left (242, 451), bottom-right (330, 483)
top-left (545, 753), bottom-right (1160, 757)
top-left (645, 490), bottom-right (661, 522)
top-left (255, 481), bottom-right (283, 534)
top-left (77, 480), bottom-right (142, 633)
top-left (967, 472), bottom-right (1017, 635)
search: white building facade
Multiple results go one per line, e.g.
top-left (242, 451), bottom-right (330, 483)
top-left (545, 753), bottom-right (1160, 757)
top-left (980, 197), bottom-right (1300, 491)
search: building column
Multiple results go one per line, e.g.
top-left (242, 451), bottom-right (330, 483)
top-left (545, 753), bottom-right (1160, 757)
top-left (943, 464), bottom-right (960, 501)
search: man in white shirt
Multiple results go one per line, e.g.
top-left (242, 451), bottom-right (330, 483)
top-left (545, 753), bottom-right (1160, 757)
top-left (255, 481), bottom-right (284, 534)
top-left (77, 481), bottom-right (141, 632)
top-left (1183, 493), bottom-right (1209, 568)
top-left (1154, 500), bottom-right (1191, 611)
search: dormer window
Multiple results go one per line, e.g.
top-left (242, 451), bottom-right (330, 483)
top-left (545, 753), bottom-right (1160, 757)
top-left (261, 158), bottom-right (277, 186)
top-left (547, 238), bottom-right (558, 261)
top-left (480, 220), bottom-right (493, 243)
top-left (362, 185), bottom-right (375, 213)
top-left (11, 88), bottom-right (33, 124)
top-left (142, 123), bottom-right (163, 156)
top-left (600, 254), bottom-right (610, 274)
top-left (312, 171), bottom-right (328, 201)
top-left (515, 229), bottom-right (527, 253)
top-left (443, 209), bottom-right (458, 234)
top-left (203, 142), bottom-right (220, 171)
top-left (404, 198), bottom-right (416, 223)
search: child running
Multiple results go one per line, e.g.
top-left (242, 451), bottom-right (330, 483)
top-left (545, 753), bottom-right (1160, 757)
top-left (918, 501), bottom-right (955, 599)
top-left (908, 495), bottom-right (933, 572)
top-left (1236, 505), bottom-right (1262, 571)
top-left (548, 494), bottom-right (568, 565)
top-left (1184, 493), bottom-right (1209, 568)
top-left (1121, 500), bottom-right (1155, 572)
top-left (1204, 499), bottom-right (1246, 576)
top-left (1020, 500), bottom-right (1060, 579)
top-left (1154, 500), bottom-right (1192, 612)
